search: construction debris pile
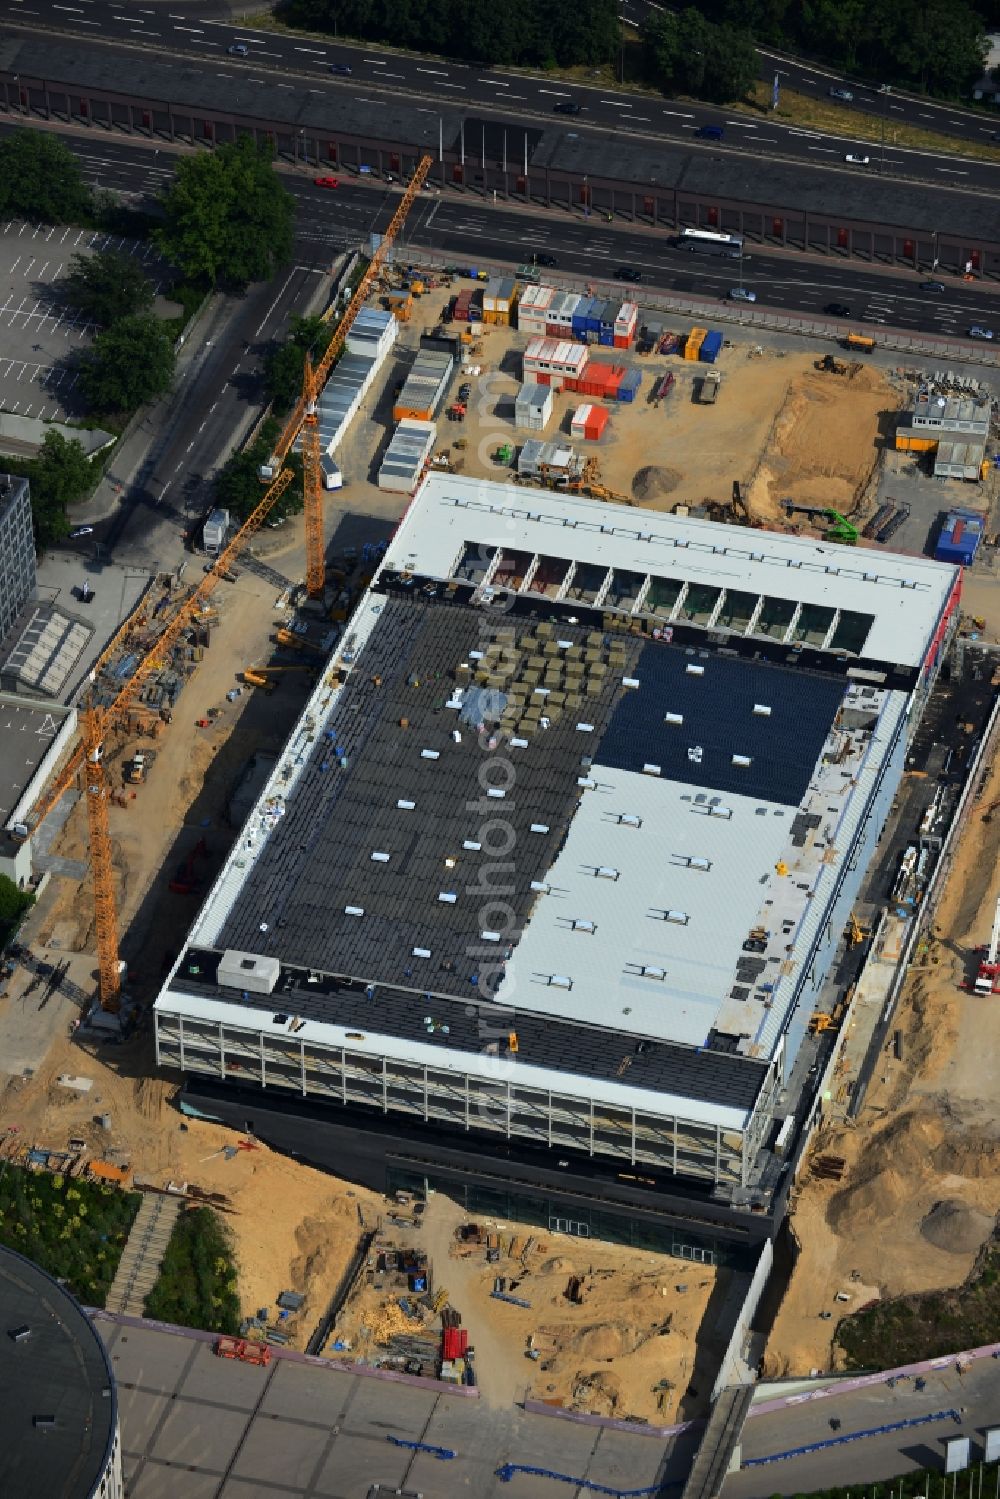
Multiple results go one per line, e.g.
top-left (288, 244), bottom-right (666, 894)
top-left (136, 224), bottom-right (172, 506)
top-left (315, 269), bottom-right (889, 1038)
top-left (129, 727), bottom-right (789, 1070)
top-left (327, 1216), bottom-right (476, 1386)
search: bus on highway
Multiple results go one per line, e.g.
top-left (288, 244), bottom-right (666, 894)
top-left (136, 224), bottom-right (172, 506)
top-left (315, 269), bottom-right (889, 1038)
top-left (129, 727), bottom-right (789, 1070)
top-left (675, 228), bottom-right (745, 259)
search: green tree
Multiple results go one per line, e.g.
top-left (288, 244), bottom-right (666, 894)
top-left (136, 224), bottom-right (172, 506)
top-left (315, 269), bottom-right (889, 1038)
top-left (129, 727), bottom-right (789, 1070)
top-left (155, 136), bottom-right (295, 288)
top-left (0, 130), bottom-right (91, 223)
top-left (0, 873), bottom-right (33, 945)
top-left (263, 314), bottom-right (334, 413)
top-left (63, 248), bottom-right (154, 327)
top-left (77, 315), bottom-right (175, 414)
top-left (23, 431), bottom-right (95, 549)
top-left (214, 418), bottom-right (303, 523)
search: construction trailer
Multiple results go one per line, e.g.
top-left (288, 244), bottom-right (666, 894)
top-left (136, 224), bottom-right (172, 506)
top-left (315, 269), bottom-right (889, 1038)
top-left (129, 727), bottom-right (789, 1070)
top-left (514, 381), bottom-right (554, 432)
top-left (392, 349), bottom-right (454, 422)
top-left (935, 508), bottom-right (986, 564)
top-left (378, 419), bottom-right (437, 492)
top-left (570, 403), bottom-right (610, 441)
top-left (933, 443), bottom-right (987, 482)
top-left (202, 509), bottom-right (230, 557)
top-left (698, 371), bottom-right (722, 404)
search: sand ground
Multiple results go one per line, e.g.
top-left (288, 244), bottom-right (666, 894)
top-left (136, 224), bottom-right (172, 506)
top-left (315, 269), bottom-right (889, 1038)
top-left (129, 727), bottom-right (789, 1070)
top-left (765, 745), bottom-right (1000, 1375)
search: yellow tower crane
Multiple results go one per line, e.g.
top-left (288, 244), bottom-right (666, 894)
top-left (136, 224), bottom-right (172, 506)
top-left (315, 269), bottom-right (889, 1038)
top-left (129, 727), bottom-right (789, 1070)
top-left (24, 153), bottom-right (434, 1013)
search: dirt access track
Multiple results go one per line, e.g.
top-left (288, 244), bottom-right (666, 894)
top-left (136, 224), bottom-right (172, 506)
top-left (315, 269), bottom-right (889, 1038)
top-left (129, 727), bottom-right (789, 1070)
top-left (765, 748), bottom-right (1000, 1375)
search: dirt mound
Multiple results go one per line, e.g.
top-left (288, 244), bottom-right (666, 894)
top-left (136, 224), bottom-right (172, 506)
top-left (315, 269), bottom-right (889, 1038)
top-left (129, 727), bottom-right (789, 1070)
top-left (541, 1256), bottom-right (574, 1273)
top-left (632, 465), bottom-right (680, 502)
top-left (920, 1199), bottom-right (994, 1255)
top-left (569, 1322), bottom-right (648, 1360)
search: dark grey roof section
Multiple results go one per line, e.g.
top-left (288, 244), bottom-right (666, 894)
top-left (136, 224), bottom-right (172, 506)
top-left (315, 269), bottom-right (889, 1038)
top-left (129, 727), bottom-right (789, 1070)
top-left (173, 948), bottom-right (769, 1112)
top-left (3, 34), bottom-right (452, 149)
top-left (217, 596), bottom-right (630, 989)
top-left (0, 1245), bottom-right (117, 1499)
top-left (597, 647), bottom-right (845, 806)
top-left (6, 34), bottom-right (999, 242)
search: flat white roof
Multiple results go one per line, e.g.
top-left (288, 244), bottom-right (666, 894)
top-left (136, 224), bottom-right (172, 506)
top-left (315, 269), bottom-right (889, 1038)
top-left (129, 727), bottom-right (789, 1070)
top-left (498, 767), bottom-right (791, 1048)
top-left (385, 475), bottom-right (957, 669)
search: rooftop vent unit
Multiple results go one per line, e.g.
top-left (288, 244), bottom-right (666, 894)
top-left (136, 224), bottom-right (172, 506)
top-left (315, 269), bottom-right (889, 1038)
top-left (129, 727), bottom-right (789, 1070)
top-left (571, 919), bottom-right (596, 933)
top-left (481, 930), bottom-right (501, 942)
top-left (463, 839), bottom-right (482, 851)
top-left (530, 880), bottom-right (550, 893)
top-left (642, 763), bottom-right (661, 777)
top-left (753, 704), bottom-right (772, 717)
top-left (576, 722), bottom-right (595, 733)
top-left (687, 746), bottom-right (704, 764)
top-left (616, 813), bottom-right (642, 827)
top-left (420, 749), bottom-right (440, 761)
top-left (530, 823), bottom-right (550, 834)
top-left (218, 950), bottom-right (280, 995)
top-left (345, 905), bottom-right (365, 917)
top-left (547, 974), bottom-right (573, 990)
top-left (487, 787), bottom-right (506, 799)
top-left (595, 866), bottom-right (620, 881)
top-left (622, 676), bottom-right (640, 689)
top-left (625, 963), bottom-right (666, 980)
top-left (438, 891), bottom-right (458, 904)
top-left (650, 908), bottom-right (689, 925)
top-left (686, 664), bottom-right (705, 676)
top-left (397, 799), bottom-right (416, 810)
top-left (732, 754), bottom-right (752, 768)
top-left (710, 805), bottom-right (733, 819)
top-left (664, 712), bottom-right (684, 726)
top-left (412, 947), bottom-right (432, 959)
top-left (578, 777), bottom-right (596, 789)
top-left (371, 851), bottom-right (390, 863)
top-left (511, 737), bottom-right (528, 748)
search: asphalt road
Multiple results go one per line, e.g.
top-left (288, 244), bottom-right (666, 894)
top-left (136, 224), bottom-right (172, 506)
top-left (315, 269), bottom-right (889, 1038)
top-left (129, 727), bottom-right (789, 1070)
top-left (92, 260), bottom-right (326, 564)
top-left (27, 126), bottom-right (1000, 339)
top-left (7, 0), bottom-right (1000, 190)
top-left (724, 1358), bottom-right (1000, 1496)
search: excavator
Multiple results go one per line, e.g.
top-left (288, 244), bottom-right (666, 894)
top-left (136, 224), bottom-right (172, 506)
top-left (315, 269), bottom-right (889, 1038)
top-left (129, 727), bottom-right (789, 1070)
top-left (783, 502), bottom-right (859, 545)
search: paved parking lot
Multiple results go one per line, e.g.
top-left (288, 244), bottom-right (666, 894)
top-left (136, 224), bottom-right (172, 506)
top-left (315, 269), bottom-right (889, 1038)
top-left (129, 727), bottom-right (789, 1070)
top-left (95, 1314), bottom-right (697, 1499)
top-left (0, 220), bottom-right (164, 420)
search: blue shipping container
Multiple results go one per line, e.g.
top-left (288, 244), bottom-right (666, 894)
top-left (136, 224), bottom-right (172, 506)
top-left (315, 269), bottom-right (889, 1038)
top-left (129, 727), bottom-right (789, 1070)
top-left (571, 297), bottom-right (596, 337)
top-left (700, 330), bottom-right (724, 362)
top-left (934, 509), bottom-right (984, 567)
top-left (617, 368), bottom-right (642, 403)
top-left (598, 329), bottom-right (615, 346)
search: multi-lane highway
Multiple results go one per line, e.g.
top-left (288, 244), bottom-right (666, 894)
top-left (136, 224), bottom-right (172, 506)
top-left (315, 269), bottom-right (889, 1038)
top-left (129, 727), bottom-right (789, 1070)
top-left (28, 126), bottom-right (1000, 338)
top-left (5, 0), bottom-right (1000, 189)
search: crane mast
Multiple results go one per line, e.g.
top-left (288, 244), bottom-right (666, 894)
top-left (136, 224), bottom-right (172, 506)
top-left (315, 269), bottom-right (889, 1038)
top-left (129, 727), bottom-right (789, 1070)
top-left (20, 152), bottom-right (434, 1014)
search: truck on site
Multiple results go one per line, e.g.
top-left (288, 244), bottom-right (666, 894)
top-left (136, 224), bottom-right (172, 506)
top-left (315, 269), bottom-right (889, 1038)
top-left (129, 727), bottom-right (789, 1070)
top-left (214, 1336), bottom-right (272, 1366)
top-left (698, 370), bottom-right (721, 404)
top-left (844, 332), bottom-right (875, 352)
top-left (783, 502), bottom-right (858, 545)
top-left (203, 508), bottom-right (230, 556)
top-left (973, 896), bottom-right (1000, 995)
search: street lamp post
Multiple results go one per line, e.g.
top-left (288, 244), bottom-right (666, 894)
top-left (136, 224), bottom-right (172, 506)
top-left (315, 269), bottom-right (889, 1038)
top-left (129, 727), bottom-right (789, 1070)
top-left (878, 84), bottom-right (891, 176)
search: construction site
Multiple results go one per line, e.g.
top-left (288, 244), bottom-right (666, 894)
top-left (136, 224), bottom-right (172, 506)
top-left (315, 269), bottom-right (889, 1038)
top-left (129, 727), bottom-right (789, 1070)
top-left (3, 152), bottom-right (1000, 1477)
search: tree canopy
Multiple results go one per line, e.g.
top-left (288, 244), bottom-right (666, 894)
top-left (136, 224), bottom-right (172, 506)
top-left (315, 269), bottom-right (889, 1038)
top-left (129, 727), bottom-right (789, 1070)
top-left (644, 9), bottom-right (758, 103)
top-left (213, 418), bottom-right (303, 524)
top-left (692, 0), bottom-right (988, 98)
top-left (63, 248), bottom-right (154, 327)
top-left (0, 130), bottom-right (92, 223)
top-left (155, 136), bottom-right (295, 288)
top-left (77, 315), bottom-right (175, 414)
top-left (263, 315), bottom-right (335, 414)
top-left (279, 0), bottom-right (619, 68)
top-left (0, 874), bottom-right (34, 948)
top-left (22, 432), bottom-right (94, 550)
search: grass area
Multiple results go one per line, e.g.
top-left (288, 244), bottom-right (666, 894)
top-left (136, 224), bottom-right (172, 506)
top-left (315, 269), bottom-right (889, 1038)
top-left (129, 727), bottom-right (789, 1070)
top-left (144, 1206), bottom-right (241, 1336)
top-left (835, 1244), bottom-right (1000, 1370)
top-left (772, 1460), bottom-right (996, 1499)
top-left (740, 82), bottom-right (1000, 163)
top-left (0, 1164), bottom-right (141, 1306)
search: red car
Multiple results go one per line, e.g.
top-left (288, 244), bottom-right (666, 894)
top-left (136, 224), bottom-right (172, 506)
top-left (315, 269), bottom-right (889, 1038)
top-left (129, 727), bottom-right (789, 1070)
top-left (314, 176), bottom-right (340, 190)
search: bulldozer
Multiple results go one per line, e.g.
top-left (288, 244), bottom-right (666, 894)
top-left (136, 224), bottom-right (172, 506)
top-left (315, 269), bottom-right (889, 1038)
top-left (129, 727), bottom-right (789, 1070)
top-left (815, 353), bottom-right (864, 379)
top-left (783, 502), bottom-right (859, 545)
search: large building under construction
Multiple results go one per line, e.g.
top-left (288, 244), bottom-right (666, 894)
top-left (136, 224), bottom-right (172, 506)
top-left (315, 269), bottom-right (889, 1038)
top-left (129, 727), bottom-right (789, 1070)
top-left (155, 477), bottom-right (961, 1261)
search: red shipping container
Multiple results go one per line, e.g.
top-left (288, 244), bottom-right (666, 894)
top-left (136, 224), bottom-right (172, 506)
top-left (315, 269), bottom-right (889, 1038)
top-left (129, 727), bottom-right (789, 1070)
top-left (442, 1327), bottom-right (469, 1360)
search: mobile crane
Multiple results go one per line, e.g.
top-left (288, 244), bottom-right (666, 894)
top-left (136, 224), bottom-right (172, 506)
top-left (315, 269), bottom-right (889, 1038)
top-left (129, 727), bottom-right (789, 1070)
top-left (783, 503), bottom-right (859, 546)
top-left (18, 154), bottom-right (434, 1014)
top-left (973, 895), bottom-right (1000, 995)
